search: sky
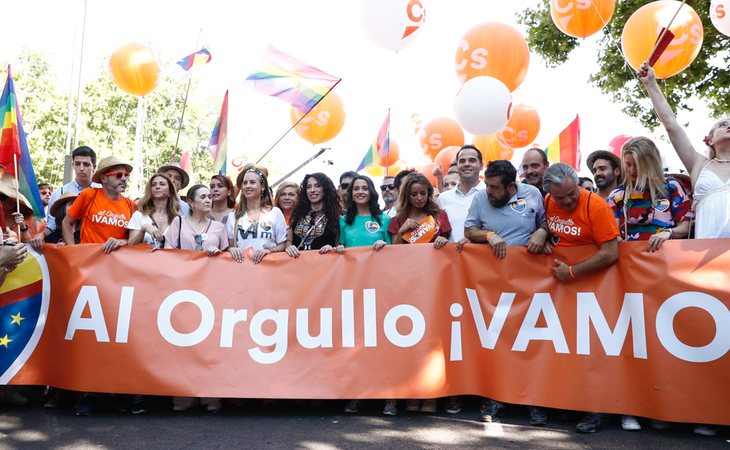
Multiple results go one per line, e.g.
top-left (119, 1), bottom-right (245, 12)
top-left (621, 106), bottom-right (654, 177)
top-left (1, 0), bottom-right (717, 187)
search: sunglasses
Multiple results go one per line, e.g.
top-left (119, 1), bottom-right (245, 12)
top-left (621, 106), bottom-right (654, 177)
top-left (193, 233), bottom-right (207, 251)
top-left (380, 184), bottom-right (396, 191)
top-left (340, 182), bottom-right (350, 190)
top-left (104, 170), bottom-right (128, 179)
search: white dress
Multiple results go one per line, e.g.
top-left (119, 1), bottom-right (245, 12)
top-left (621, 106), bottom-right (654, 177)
top-left (692, 164), bottom-right (730, 239)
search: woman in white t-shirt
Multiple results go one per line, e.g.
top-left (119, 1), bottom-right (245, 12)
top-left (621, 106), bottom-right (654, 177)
top-left (128, 173), bottom-right (180, 247)
top-left (227, 167), bottom-right (287, 264)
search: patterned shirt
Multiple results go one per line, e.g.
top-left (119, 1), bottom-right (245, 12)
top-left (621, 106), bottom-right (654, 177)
top-left (607, 177), bottom-right (693, 241)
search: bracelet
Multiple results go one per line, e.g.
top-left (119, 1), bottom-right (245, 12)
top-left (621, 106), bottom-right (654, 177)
top-left (568, 265), bottom-right (575, 279)
top-left (668, 228), bottom-right (674, 239)
top-left (485, 231), bottom-right (495, 242)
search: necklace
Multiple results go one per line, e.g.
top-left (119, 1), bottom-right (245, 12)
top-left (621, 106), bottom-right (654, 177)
top-left (186, 216), bottom-right (210, 235)
top-left (713, 158), bottom-right (730, 163)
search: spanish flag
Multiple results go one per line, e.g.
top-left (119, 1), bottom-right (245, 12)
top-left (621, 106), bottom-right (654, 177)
top-left (546, 115), bottom-right (580, 170)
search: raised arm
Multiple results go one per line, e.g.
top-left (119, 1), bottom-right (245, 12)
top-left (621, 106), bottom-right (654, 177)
top-left (638, 61), bottom-right (706, 176)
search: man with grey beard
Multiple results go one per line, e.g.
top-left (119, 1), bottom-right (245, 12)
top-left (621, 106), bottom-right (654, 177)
top-left (380, 175), bottom-right (398, 217)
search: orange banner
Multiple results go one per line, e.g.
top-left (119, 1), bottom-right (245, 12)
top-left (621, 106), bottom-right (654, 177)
top-left (2, 240), bottom-right (729, 425)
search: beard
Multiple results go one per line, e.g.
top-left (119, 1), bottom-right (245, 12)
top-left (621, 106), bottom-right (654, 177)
top-left (594, 174), bottom-right (615, 189)
top-left (488, 193), bottom-right (510, 208)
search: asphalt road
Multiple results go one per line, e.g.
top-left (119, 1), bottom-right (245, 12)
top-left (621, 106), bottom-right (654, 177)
top-left (0, 398), bottom-right (727, 449)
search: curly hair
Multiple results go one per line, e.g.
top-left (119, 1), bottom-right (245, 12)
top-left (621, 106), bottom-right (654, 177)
top-left (137, 173), bottom-right (180, 224)
top-left (345, 175), bottom-right (382, 226)
top-left (290, 173), bottom-right (341, 240)
top-left (394, 172), bottom-right (440, 224)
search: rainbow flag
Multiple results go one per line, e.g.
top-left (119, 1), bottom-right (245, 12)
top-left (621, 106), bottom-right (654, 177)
top-left (176, 48), bottom-right (212, 71)
top-left (245, 46), bottom-right (340, 115)
top-left (0, 67), bottom-right (44, 219)
top-left (357, 111), bottom-right (390, 171)
top-left (546, 115), bottom-right (581, 170)
top-left (207, 90), bottom-right (228, 175)
top-left (179, 149), bottom-right (193, 179)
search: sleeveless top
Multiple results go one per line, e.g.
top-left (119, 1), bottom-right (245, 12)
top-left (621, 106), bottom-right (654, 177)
top-left (693, 162), bottom-right (730, 239)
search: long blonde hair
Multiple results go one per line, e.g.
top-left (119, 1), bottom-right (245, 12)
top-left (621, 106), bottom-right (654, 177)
top-left (706, 117), bottom-right (730, 160)
top-left (622, 137), bottom-right (667, 201)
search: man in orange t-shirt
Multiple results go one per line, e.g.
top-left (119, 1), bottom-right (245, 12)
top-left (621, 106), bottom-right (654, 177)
top-left (63, 156), bottom-right (136, 254)
top-left (529, 162), bottom-right (619, 283)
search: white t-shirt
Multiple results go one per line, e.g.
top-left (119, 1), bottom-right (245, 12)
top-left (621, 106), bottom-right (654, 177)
top-left (128, 211), bottom-right (171, 246)
top-left (437, 181), bottom-right (486, 242)
top-left (226, 207), bottom-right (288, 251)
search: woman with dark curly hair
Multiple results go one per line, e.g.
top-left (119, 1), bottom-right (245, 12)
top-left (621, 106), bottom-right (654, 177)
top-left (209, 174), bottom-right (235, 225)
top-left (285, 173), bottom-right (342, 257)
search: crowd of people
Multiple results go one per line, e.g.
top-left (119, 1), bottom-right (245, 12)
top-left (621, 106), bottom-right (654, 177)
top-left (0, 63), bottom-right (726, 436)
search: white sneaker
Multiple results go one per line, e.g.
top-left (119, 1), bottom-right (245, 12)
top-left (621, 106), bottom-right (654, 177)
top-left (693, 425), bottom-right (717, 436)
top-left (621, 415), bottom-right (642, 431)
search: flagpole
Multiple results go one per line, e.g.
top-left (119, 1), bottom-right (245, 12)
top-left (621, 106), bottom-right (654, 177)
top-left (72, 0), bottom-right (88, 150)
top-left (255, 79), bottom-right (341, 164)
top-left (385, 107), bottom-right (391, 176)
top-left (173, 78), bottom-right (192, 153)
top-left (174, 27), bottom-right (203, 157)
top-left (271, 147), bottom-right (329, 188)
top-left (13, 154), bottom-right (21, 238)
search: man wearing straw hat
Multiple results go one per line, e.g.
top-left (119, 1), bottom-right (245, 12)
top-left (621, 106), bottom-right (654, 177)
top-left (62, 156), bottom-right (136, 254)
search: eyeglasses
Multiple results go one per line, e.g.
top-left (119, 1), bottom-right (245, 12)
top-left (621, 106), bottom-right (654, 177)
top-left (340, 182), bottom-right (350, 190)
top-left (104, 170), bottom-right (128, 179)
top-left (380, 184), bottom-right (396, 191)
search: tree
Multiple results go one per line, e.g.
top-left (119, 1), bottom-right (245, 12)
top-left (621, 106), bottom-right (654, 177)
top-left (518, 0), bottom-right (730, 130)
top-left (2, 48), bottom-right (69, 185)
top-left (2, 49), bottom-right (220, 191)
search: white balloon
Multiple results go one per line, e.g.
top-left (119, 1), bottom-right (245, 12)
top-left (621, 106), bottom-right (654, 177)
top-left (454, 76), bottom-right (512, 136)
top-left (361, 0), bottom-right (426, 51)
top-left (711, 0), bottom-right (730, 37)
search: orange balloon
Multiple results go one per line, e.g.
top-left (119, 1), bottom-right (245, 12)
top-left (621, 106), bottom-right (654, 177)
top-left (433, 145), bottom-right (461, 176)
top-left (290, 92), bottom-right (346, 144)
top-left (497, 104), bottom-right (540, 148)
top-left (418, 117), bottom-right (465, 161)
top-left (378, 140), bottom-right (400, 167)
top-left (455, 22), bottom-right (530, 92)
top-left (109, 43), bottom-right (161, 96)
top-left (416, 163), bottom-right (438, 187)
top-left (551, 0), bottom-right (616, 38)
top-left (621, 0), bottom-right (703, 79)
top-left (472, 135), bottom-right (514, 164)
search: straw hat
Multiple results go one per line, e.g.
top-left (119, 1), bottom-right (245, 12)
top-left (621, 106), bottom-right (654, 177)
top-left (0, 172), bottom-right (34, 216)
top-left (157, 162), bottom-right (190, 189)
top-left (92, 156), bottom-right (133, 183)
top-left (586, 150), bottom-right (622, 175)
top-left (49, 191), bottom-right (78, 216)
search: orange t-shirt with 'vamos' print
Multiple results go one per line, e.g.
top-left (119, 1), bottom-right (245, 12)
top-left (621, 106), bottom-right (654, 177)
top-left (67, 188), bottom-right (136, 244)
top-left (545, 188), bottom-right (619, 248)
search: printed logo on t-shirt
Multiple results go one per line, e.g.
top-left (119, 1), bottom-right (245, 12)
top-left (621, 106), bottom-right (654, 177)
top-left (653, 199), bottom-right (670, 212)
top-left (547, 216), bottom-right (583, 237)
top-left (90, 210), bottom-right (129, 228)
top-left (365, 221), bottom-right (380, 233)
top-left (510, 199), bottom-right (527, 213)
top-left (260, 221), bottom-right (273, 233)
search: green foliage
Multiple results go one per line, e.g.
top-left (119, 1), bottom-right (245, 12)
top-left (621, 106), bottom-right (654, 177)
top-left (518, 0), bottom-right (730, 130)
top-left (3, 49), bottom-right (218, 190)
